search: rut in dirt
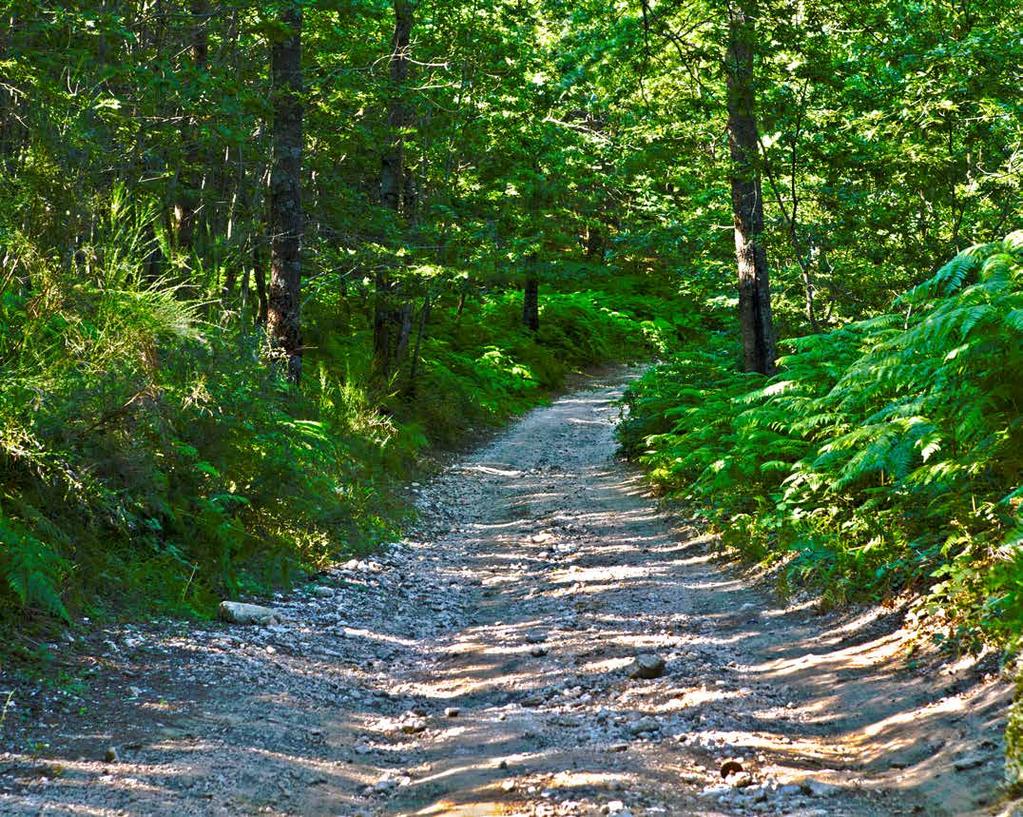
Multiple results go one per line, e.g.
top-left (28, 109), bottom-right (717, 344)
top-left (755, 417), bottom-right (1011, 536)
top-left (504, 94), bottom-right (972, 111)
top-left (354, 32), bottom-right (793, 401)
top-left (0, 367), bottom-right (1010, 817)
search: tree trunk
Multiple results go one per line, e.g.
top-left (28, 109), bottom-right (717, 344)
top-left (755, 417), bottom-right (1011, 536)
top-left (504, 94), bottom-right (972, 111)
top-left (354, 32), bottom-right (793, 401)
top-left (406, 293), bottom-right (431, 397)
top-left (373, 0), bottom-right (413, 380)
top-left (266, 3), bottom-right (303, 383)
top-left (372, 272), bottom-right (395, 379)
top-left (253, 236), bottom-right (268, 326)
top-left (725, 0), bottom-right (776, 375)
top-left (176, 0), bottom-right (208, 251)
top-left (394, 301), bottom-right (414, 365)
top-left (584, 225), bottom-right (605, 261)
top-left (380, 0), bottom-right (411, 215)
top-left (522, 270), bottom-right (539, 332)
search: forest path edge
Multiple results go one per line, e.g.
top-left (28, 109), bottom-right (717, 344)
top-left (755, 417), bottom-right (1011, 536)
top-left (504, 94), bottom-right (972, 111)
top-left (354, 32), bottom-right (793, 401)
top-left (0, 364), bottom-right (1014, 817)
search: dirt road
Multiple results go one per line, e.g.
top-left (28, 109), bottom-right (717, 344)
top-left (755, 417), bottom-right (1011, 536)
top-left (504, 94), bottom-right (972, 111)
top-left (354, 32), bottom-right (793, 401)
top-left (0, 367), bottom-right (1013, 816)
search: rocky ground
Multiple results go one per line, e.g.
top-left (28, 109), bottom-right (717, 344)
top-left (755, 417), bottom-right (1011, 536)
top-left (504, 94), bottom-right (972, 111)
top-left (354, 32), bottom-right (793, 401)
top-left (0, 366), bottom-right (1016, 816)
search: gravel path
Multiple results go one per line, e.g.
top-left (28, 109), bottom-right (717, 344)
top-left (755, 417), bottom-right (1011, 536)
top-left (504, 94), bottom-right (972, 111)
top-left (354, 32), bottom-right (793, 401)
top-left (0, 367), bottom-right (1013, 816)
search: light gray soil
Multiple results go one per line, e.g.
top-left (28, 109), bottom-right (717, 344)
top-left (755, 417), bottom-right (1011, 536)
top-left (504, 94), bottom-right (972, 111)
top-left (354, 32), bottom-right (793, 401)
top-left (0, 367), bottom-right (1014, 816)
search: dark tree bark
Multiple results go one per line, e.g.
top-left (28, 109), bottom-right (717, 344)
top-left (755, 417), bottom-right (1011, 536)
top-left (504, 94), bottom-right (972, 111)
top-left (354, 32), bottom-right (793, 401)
top-left (584, 225), bottom-right (605, 261)
top-left (175, 0), bottom-right (208, 251)
top-left (725, 0), bottom-right (776, 375)
top-left (406, 293), bottom-right (431, 396)
top-left (266, 3), bottom-right (303, 383)
top-left (395, 301), bottom-right (414, 364)
top-left (373, 0), bottom-right (413, 380)
top-left (522, 269), bottom-right (539, 332)
top-left (372, 271), bottom-right (396, 380)
top-left (522, 170), bottom-right (541, 332)
top-left (380, 0), bottom-right (411, 214)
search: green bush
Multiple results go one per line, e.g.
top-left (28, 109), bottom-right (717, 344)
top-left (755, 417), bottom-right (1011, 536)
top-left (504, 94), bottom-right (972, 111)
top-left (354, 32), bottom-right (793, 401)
top-left (0, 283), bottom-right (403, 629)
top-left (0, 211), bottom-right (684, 648)
top-left (622, 231), bottom-right (1023, 644)
top-left (393, 290), bottom-right (688, 445)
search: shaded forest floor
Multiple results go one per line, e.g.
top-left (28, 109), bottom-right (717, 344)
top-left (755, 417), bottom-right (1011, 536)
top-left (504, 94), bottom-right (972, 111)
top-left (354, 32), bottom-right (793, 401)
top-left (0, 367), bottom-right (1014, 816)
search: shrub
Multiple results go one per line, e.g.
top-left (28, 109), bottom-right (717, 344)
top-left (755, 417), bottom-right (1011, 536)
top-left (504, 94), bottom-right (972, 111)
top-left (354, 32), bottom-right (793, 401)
top-left (622, 231), bottom-right (1023, 641)
top-left (0, 212), bottom-right (685, 646)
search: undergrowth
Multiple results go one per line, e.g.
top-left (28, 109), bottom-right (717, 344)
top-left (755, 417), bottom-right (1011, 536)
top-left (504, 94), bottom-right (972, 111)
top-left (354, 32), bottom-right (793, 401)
top-left (0, 213), bottom-right (685, 663)
top-left (621, 231), bottom-right (1023, 649)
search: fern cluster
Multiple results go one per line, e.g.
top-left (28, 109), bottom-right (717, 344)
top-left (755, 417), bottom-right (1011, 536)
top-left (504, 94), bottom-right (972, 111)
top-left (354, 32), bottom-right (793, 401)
top-left (621, 231), bottom-right (1023, 643)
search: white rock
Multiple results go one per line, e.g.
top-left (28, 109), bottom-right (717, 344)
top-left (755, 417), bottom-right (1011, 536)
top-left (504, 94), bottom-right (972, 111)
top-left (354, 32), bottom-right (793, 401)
top-left (218, 601), bottom-right (279, 625)
top-left (399, 717), bottom-right (427, 734)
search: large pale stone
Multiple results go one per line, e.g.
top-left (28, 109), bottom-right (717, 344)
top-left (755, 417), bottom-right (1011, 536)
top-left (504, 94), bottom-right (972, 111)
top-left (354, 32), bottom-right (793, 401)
top-left (218, 601), bottom-right (279, 625)
top-left (627, 653), bottom-right (666, 680)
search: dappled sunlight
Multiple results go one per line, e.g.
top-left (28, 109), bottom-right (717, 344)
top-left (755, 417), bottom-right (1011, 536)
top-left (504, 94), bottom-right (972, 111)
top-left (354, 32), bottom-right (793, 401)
top-left (551, 397), bottom-right (608, 407)
top-left (466, 521), bottom-right (529, 534)
top-left (340, 627), bottom-right (423, 648)
top-left (663, 686), bottom-right (739, 711)
top-left (244, 745), bottom-right (354, 777)
top-left (547, 769), bottom-right (630, 791)
top-left (462, 466), bottom-right (526, 478)
top-left (34, 806), bottom-right (126, 816)
top-left (413, 799), bottom-right (516, 816)
top-left (576, 656), bottom-right (634, 675)
top-left (3, 374), bottom-right (1008, 817)
top-left (566, 417), bottom-right (606, 426)
top-left (752, 632), bottom-right (908, 678)
top-left (548, 565), bottom-right (656, 584)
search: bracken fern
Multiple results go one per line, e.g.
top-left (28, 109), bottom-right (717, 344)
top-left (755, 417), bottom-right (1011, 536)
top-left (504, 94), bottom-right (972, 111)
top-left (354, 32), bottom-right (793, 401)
top-left (622, 230), bottom-right (1023, 641)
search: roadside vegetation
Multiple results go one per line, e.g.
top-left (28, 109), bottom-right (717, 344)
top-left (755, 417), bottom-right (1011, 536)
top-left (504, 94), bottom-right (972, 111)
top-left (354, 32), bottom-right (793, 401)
top-left (1, 239), bottom-right (681, 652)
top-left (4, 1), bottom-right (1023, 775)
top-left (621, 235), bottom-right (1023, 648)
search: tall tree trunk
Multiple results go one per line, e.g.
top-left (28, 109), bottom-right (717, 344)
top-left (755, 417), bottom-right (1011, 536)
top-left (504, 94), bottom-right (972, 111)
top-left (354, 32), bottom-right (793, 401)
top-left (725, 0), bottom-right (776, 375)
top-left (522, 266), bottom-right (539, 332)
top-left (266, 3), bottom-right (303, 383)
top-left (380, 0), bottom-right (411, 214)
top-left (373, 0), bottom-right (413, 380)
top-left (176, 0), bottom-right (208, 251)
top-left (406, 293), bottom-right (431, 397)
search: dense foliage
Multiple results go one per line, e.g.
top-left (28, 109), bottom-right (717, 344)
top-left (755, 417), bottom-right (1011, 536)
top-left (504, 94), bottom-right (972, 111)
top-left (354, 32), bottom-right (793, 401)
top-left (622, 233), bottom-right (1023, 647)
top-left (2, 0), bottom-right (1023, 676)
top-left (0, 0), bottom-right (695, 644)
top-left (0, 204), bottom-right (675, 634)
